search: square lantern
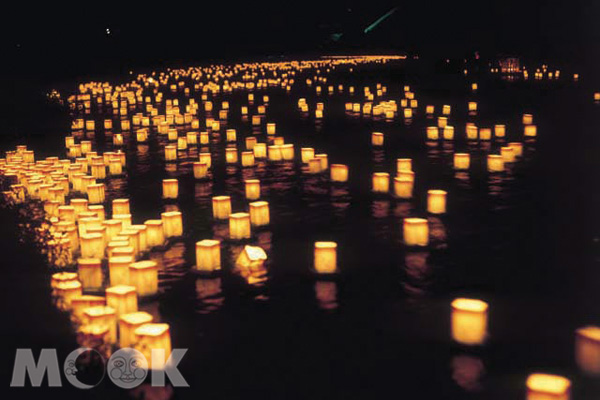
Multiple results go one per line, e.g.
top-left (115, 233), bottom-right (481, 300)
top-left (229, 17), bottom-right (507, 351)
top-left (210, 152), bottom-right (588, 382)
top-left (109, 256), bottom-right (133, 286)
top-left (129, 260), bottom-right (159, 297)
top-left (427, 190), bottom-right (447, 214)
top-left (161, 211), bottom-right (183, 237)
top-left (119, 311), bottom-right (153, 348)
top-left (451, 298), bottom-right (488, 345)
top-left (249, 201), bottom-right (270, 226)
top-left (212, 196), bottom-right (231, 220)
top-left (403, 218), bottom-right (429, 246)
top-left (229, 213), bottom-right (251, 240)
top-left (314, 242), bottom-right (337, 274)
top-left (134, 323), bottom-right (172, 370)
top-left (78, 258), bottom-right (103, 290)
top-left (106, 285), bottom-right (138, 316)
top-left (195, 239), bottom-right (221, 272)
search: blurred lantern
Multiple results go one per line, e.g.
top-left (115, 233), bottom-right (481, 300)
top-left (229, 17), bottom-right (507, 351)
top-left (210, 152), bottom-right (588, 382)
top-left (78, 258), bottom-right (103, 290)
top-left (451, 298), bottom-right (489, 345)
top-left (403, 218), bottom-right (429, 246)
top-left (245, 179), bottom-right (261, 200)
top-left (144, 220), bottom-right (164, 248)
top-left (134, 323), bottom-right (172, 370)
top-left (575, 326), bottom-right (600, 375)
top-left (330, 164), bottom-right (349, 182)
top-left (314, 242), bottom-right (337, 274)
top-left (427, 190), bottom-right (447, 214)
top-left (106, 285), bottom-right (138, 316)
top-left (526, 374), bottom-right (571, 400)
top-left (119, 311), bottom-right (153, 348)
top-left (372, 172), bottom-right (390, 193)
top-left (453, 153), bottom-right (470, 170)
top-left (487, 155), bottom-right (504, 172)
top-left (372, 132), bottom-right (384, 146)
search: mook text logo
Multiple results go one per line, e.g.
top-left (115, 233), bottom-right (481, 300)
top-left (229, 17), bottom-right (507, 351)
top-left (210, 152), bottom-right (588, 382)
top-left (10, 347), bottom-right (188, 389)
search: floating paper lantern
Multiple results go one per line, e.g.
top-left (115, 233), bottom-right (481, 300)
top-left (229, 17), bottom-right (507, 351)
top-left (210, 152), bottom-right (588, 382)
top-left (226, 129), bottom-right (237, 142)
top-left (266, 123), bottom-right (276, 135)
top-left (372, 172), bottom-right (390, 193)
top-left (253, 143), bottom-right (267, 158)
top-left (186, 131), bottom-right (198, 145)
top-left (501, 146), bottom-right (516, 162)
top-left (195, 239), bottom-right (221, 272)
top-left (145, 220), bottom-right (164, 248)
top-left (509, 142), bottom-right (524, 157)
top-left (426, 105), bottom-right (434, 114)
top-left (78, 258), bottom-right (103, 290)
top-left (453, 153), bottom-right (470, 170)
top-left (71, 295), bottom-right (105, 321)
top-left (427, 190), bottom-right (447, 214)
top-left (248, 201), bottom-right (270, 227)
top-left (134, 323), bottom-right (172, 370)
top-left (301, 148), bottom-right (315, 164)
top-left (442, 105), bottom-right (451, 115)
top-left (245, 137), bottom-right (257, 150)
top-left (87, 183), bottom-right (105, 204)
top-left (576, 326), bottom-right (600, 375)
top-left (466, 124), bottom-right (478, 140)
top-left (494, 124), bottom-right (506, 138)
top-left (109, 256), bottom-right (132, 286)
top-left (468, 102), bottom-right (477, 112)
top-left (268, 145), bottom-right (283, 161)
top-left (199, 152), bottom-right (212, 168)
top-left (106, 285), bottom-right (138, 316)
top-left (55, 280), bottom-right (82, 310)
top-left (451, 298), bottom-right (488, 345)
top-left (479, 128), bottom-right (492, 141)
top-left (252, 115), bottom-right (261, 126)
top-left (225, 148), bottom-right (238, 164)
top-left (524, 125), bottom-right (537, 137)
top-left (193, 162), bottom-right (209, 179)
top-left (427, 126), bottom-right (439, 140)
top-left (212, 196), bottom-right (231, 220)
top-left (330, 164), bottom-right (349, 182)
top-left (281, 144), bottom-right (294, 160)
top-left (200, 132), bottom-right (209, 145)
top-left (162, 179), bottom-right (179, 199)
top-left (112, 199), bottom-right (130, 216)
top-left (526, 374), bottom-right (571, 400)
top-left (161, 211), bottom-right (183, 237)
top-left (487, 155), bottom-right (504, 172)
top-left (165, 145), bottom-right (177, 162)
top-left (83, 306), bottom-right (117, 343)
top-left (523, 114), bottom-right (533, 125)
top-left (393, 177), bottom-right (413, 199)
top-left (245, 179), bottom-right (261, 200)
top-left (315, 154), bottom-right (328, 170)
top-left (129, 260), bottom-right (159, 297)
top-left (372, 132), bottom-right (384, 146)
top-left (443, 126), bottom-right (455, 140)
top-left (119, 311), bottom-right (153, 348)
top-left (236, 245), bottom-right (267, 272)
top-left (80, 233), bottom-right (105, 259)
top-left (229, 213), bottom-right (251, 240)
top-left (314, 242), bottom-right (337, 274)
top-left (403, 218), bottom-right (429, 246)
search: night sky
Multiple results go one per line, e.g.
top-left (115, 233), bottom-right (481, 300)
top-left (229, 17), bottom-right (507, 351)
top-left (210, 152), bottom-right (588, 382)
top-left (3, 1), bottom-right (600, 81)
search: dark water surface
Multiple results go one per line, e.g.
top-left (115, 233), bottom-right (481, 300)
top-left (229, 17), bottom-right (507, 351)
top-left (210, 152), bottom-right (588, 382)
top-left (2, 61), bottom-right (600, 399)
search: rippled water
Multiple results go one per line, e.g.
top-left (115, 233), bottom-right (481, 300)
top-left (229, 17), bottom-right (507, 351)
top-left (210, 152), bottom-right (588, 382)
top-left (2, 61), bottom-right (600, 399)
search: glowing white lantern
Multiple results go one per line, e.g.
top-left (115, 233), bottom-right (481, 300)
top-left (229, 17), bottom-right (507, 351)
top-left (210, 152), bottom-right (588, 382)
top-left (314, 242), bottom-right (337, 274)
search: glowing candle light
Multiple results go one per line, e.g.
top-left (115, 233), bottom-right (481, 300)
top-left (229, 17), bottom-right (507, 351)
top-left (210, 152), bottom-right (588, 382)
top-left (71, 295), bottom-right (105, 321)
top-left (403, 218), bottom-right (429, 246)
top-left (162, 179), bottom-right (179, 199)
top-left (109, 256), bottom-right (132, 286)
top-left (144, 220), bottom-right (164, 248)
top-left (229, 213), bottom-right (251, 240)
top-left (195, 239), bottom-right (221, 272)
top-left (443, 126), bottom-right (455, 140)
top-left (129, 260), bottom-right (159, 297)
top-left (427, 190), bottom-right (447, 214)
top-left (281, 144), bottom-right (294, 160)
top-left (501, 146), bottom-right (516, 162)
top-left (55, 280), bottom-right (83, 310)
top-left (524, 125), bottom-right (537, 137)
top-left (427, 126), bottom-right (439, 140)
top-left (165, 145), bottom-right (177, 162)
top-left (314, 242), bottom-right (337, 274)
top-left (199, 152), bottom-right (212, 168)
top-left (112, 199), bottom-right (130, 216)
top-left (372, 172), bottom-right (390, 193)
top-left (315, 154), bottom-right (328, 170)
top-left (106, 285), bottom-right (138, 316)
top-left (245, 179), bottom-right (261, 200)
top-left (134, 323), bottom-right (172, 370)
top-left (226, 129), bottom-right (237, 142)
top-left (236, 245), bottom-right (267, 273)
top-left (212, 196), bottom-right (231, 220)
top-left (466, 124), bottom-right (478, 140)
top-left (193, 162), bottom-right (209, 179)
top-left (253, 143), bottom-right (267, 159)
top-left (372, 132), bottom-right (384, 146)
top-left (487, 155), bottom-right (504, 172)
top-left (426, 105), bottom-right (435, 114)
top-left (161, 211), bottom-right (183, 237)
top-left (266, 123), bottom-right (276, 135)
top-left (479, 128), bottom-right (492, 141)
top-left (526, 374), bottom-right (571, 400)
top-left (245, 137), bottom-right (257, 150)
top-left (225, 148), bottom-right (238, 164)
top-left (186, 131), bottom-right (198, 145)
top-left (78, 258), bottom-right (103, 290)
top-left (330, 164), bottom-right (349, 182)
top-left (301, 148), bottom-right (315, 164)
top-left (494, 124), bottom-right (506, 137)
top-left (451, 298), bottom-right (488, 345)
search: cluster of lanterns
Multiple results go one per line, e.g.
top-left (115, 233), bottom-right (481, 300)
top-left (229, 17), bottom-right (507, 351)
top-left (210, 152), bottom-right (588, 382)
top-left (0, 54), bottom-right (591, 396)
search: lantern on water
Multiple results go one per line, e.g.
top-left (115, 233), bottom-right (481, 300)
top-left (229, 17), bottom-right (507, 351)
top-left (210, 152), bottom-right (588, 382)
top-left (330, 164), bottom-right (348, 182)
top-left (252, 115), bottom-right (261, 126)
top-left (162, 179), bottom-right (178, 199)
top-left (165, 145), bottom-right (177, 162)
top-left (87, 183), bottom-right (105, 204)
top-left (468, 102), bottom-right (477, 112)
top-left (249, 201), bottom-right (270, 227)
top-left (236, 245), bottom-right (267, 273)
top-left (301, 148), bottom-right (315, 164)
top-left (83, 306), bottom-right (117, 343)
top-left (267, 123), bottom-right (276, 135)
top-left (466, 124), bottom-right (478, 140)
top-left (112, 199), bottom-right (129, 216)
top-left (427, 126), bottom-right (439, 140)
top-left (427, 190), bottom-right (447, 214)
top-left (109, 256), bottom-right (132, 286)
top-left (443, 126), bottom-right (454, 140)
top-left (426, 105), bottom-right (434, 114)
top-left (119, 311), bottom-right (153, 348)
top-left (372, 172), bottom-right (390, 193)
top-left (186, 131), bottom-right (198, 145)
top-left (523, 114), bottom-right (533, 125)
top-left (78, 258), bottom-right (103, 290)
top-left (226, 129), bottom-right (236, 142)
top-left (280, 144), bottom-right (294, 160)
top-left (314, 242), bottom-right (337, 274)
top-left (134, 323), bottom-right (172, 370)
top-left (509, 142), bottom-right (523, 157)
top-left (113, 214), bottom-right (132, 229)
top-left (453, 153), bottom-right (470, 170)
top-left (145, 220), bottom-right (164, 248)
top-left (80, 233), bottom-right (104, 259)
top-left (501, 146), bottom-right (516, 162)
top-left (487, 155), bottom-right (504, 172)
top-left (393, 176), bottom-right (413, 199)
top-left (200, 132), bottom-right (209, 145)
top-left (371, 132), bottom-right (384, 146)
top-left (195, 239), bottom-right (221, 272)
top-left (129, 260), bottom-right (159, 297)
top-left (315, 154), bottom-right (328, 170)
top-left (161, 211), bottom-right (183, 237)
top-left (245, 179), bottom-right (261, 200)
top-left (193, 162), bottom-right (209, 179)
top-left (268, 145), bottom-right (283, 161)
top-left (199, 152), bottom-right (212, 168)
top-left (576, 326), bottom-right (600, 375)
top-left (212, 196), bottom-right (231, 220)
top-left (403, 218), bottom-right (429, 246)
top-left (524, 125), bottom-right (537, 137)
top-left (241, 151), bottom-right (255, 167)
top-left (225, 148), bottom-right (238, 164)
top-left (71, 295), bottom-right (105, 321)
top-left (245, 137), bottom-right (257, 150)
top-left (229, 213), bottom-right (251, 240)
top-left (113, 133), bottom-right (124, 146)
top-left (451, 298), bottom-right (489, 345)
top-left (253, 143), bottom-right (267, 159)
top-left (526, 374), bottom-right (571, 400)
top-left (479, 128), bottom-right (492, 141)
top-left (106, 285), bottom-right (138, 316)
top-left (494, 124), bottom-right (506, 137)
top-left (442, 105), bottom-right (451, 115)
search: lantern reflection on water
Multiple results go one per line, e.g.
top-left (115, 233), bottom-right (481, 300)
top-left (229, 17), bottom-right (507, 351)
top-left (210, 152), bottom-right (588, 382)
top-left (119, 311), bottom-right (153, 348)
top-left (403, 218), bottom-right (429, 246)
top-left (195, 240), bottom-right (221, 272)
top-left (526, 374), bottom-right (571, 400)
top-left (134, 323), bottom-right (172, 370)
top-left (55, 280), bottom-right (82, 310)
top-left (314, 242), bottom-right (337, 274)
top-left (129, 260), bottom-right (159, 297)
top-left (451, 298), bottom-right (488, 345)
top-left (106, 285), bottom-right (138, 316)
top-left (229, 213), bottom-right (251, 240)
